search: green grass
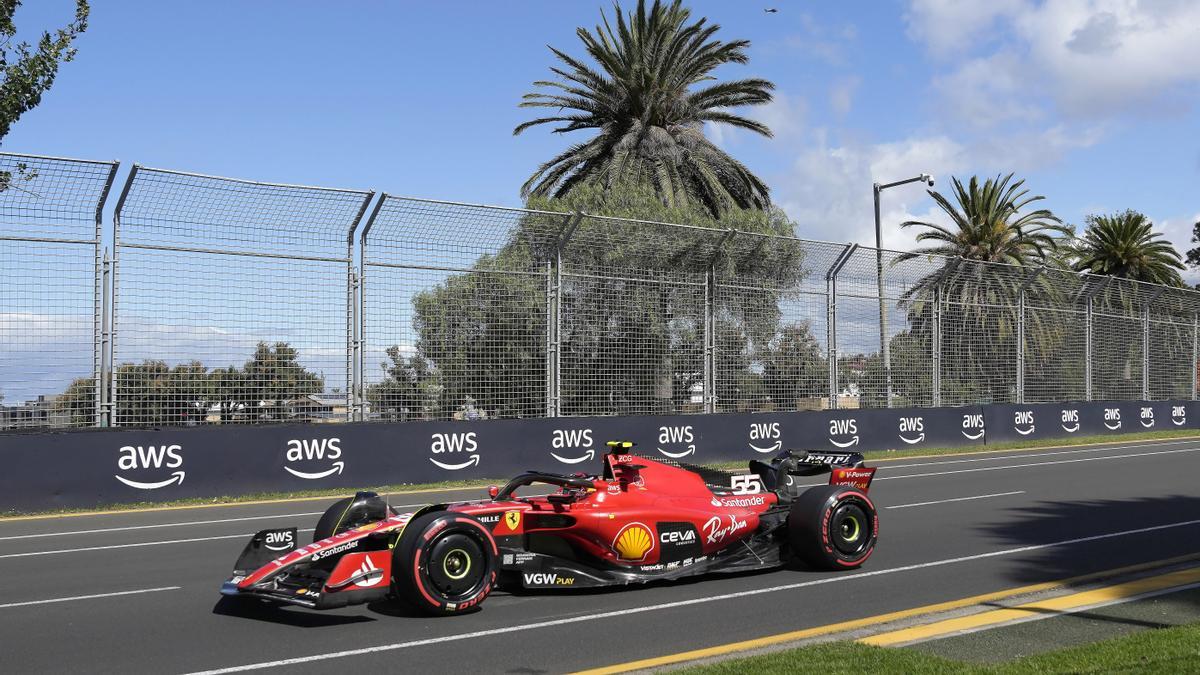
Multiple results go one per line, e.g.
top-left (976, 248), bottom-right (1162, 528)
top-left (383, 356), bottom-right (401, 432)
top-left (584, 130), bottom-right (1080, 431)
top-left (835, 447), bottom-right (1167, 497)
top-left (678, 622), bottom-right (1200, 674)
top-left (5, 428), bottom-right (1198, 520)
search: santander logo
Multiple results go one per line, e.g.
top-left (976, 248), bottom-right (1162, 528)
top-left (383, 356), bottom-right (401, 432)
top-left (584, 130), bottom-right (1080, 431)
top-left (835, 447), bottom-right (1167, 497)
top-left (115, 444), bottom-right (185, 490)
top-left (284, 438), bottom-right (344, 480)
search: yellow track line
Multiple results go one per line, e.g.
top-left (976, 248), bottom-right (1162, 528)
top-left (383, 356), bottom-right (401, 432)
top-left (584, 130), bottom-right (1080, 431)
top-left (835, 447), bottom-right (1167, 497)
top-left (571, 554), bottom-right (1200, 674)
top-left (861, 566), bottom-right (1200, 646)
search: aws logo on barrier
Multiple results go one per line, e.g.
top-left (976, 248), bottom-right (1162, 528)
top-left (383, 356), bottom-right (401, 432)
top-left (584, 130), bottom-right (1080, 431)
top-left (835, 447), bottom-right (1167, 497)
top-left (748, 422), bottom-right (781, 454)
top-left (961, 413), bottom-right (985, 440)
top-left (1104, 407), bottom-right (1122, 430)
top-left (115, 444), bottom-right (185, 490)
top-left (1172, 406), bottom-right (1187, 426)
top-left (430, 432), bottom-right (479, 470)
top-left (898, 416), bottom-right (924, 445)
top-left (284, 438), bottom-right (343, 480)
top-left (828, 418), bottom-right (858, 448)
top-left (1013, 410), bottom-right (1036, 436)
top-left (550, 428), bottom-right (594, 464)
top-left (1140, 407), bottom-right (1155, 428)
top-left (1061, 409), bottom-right (1080, 433)
top-left (657, 425), bottom-right (695, 458)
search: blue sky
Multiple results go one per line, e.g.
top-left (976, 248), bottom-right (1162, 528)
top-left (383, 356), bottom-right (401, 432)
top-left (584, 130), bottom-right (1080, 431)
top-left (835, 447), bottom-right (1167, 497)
top-left (9, 1), bottom-right (1200, 264)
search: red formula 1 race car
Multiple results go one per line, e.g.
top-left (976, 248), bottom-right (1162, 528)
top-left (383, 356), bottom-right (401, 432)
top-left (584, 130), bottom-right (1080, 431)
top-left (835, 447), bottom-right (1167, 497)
top-left (219, 442), bottom-right (878, 615)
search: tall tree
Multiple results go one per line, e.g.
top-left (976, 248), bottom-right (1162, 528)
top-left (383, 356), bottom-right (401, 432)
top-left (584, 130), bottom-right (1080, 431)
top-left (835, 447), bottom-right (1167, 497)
top-left (0, 1), bottom-right (89, 143)
top-left (1187, 220), bottom-right (1200, 273)
top-left (1072, 210), bottom-right (1185, 287)
top-left (899, 174), bottom-right (1069, 264)
top-left (515, 0), bottom-right (774, 217)
top-left (897, 174), bottom-right (1070, 403)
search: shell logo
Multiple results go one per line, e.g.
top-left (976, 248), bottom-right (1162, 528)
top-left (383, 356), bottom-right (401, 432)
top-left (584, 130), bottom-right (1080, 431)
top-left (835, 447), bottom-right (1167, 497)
top-left (612, 522), bottom-right (655, 562)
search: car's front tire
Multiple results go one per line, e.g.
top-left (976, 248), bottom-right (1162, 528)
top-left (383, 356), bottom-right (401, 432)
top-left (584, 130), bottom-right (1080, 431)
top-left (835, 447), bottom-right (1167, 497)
top-left (391, 511), bottom-right (497, 615)
top-left (788, 485), bottom-right (877, 570)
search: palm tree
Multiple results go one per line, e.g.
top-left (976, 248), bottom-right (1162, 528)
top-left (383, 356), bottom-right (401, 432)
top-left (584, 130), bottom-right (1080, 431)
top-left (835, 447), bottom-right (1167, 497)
top-left (898, 174), bottom-right (1070, 264)
top-left (514, 0), bottom-right (775, 217)
top-left (896, 174), bottom-right (1070, 404)
top-left (1071, 210), bottom-right (1184, 287)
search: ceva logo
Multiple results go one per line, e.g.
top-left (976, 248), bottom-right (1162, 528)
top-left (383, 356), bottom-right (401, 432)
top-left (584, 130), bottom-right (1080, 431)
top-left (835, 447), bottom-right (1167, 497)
top-left (1104, 407), bottom-right (1122, 430)
top-left (828, 418), bottom-right (858, 448)
top-left (430, 432), bottom-right (479, 470)
top-left (284, 438), bottom-right (343, 480)
top-left (657, 425), bottom-right (695, 458)
top-left (961, 413), bottom-right (985, 440)
top-left (1140, 407), bottom-right (1155, 428)
top-left (1014, 410), bottom-right (1035, 436)
top-left (550, 428), bottom-right (594, 464)
top-left (1061, 409), bottom-right (1080, 433)
top-left (1172, 405), bottom-right (1187, 426)
top-left (748, 421), bottom-right (781, 454)
top-left (115, 444), bottom-right (185, 490)
top-left (898, 416), bottom-right (924, 445)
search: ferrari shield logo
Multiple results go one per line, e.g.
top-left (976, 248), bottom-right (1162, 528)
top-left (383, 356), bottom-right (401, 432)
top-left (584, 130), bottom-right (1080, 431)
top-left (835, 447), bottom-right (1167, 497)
top-left (504, 510), bottom-right (521, 531)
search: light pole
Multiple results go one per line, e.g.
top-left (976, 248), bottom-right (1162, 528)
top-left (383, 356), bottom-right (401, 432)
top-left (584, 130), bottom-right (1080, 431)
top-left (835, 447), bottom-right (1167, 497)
top-left (873, 173), bottom-right (933, 408)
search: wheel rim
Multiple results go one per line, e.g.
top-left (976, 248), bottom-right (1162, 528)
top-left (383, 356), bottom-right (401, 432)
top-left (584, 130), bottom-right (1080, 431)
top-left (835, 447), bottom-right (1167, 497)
top-left (830, 501), bottom-right (871, 557)
top-left (425, 532), bottom-right (486, 600)
top-left (442, 548), bottom-right (472, 580)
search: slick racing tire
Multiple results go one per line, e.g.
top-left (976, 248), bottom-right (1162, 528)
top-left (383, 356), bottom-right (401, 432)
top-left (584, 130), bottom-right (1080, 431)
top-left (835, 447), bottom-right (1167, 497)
top-left (391, 511), bottom-right (498, 615)
top-left (788, 485), bottom-right (877, 570)
top-left (312, 497), bottom-right (356, 543)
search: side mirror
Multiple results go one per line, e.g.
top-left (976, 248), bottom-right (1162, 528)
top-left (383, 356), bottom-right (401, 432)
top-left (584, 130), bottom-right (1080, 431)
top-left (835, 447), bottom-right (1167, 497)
top-left (487, 485), bottom-right (500, 499)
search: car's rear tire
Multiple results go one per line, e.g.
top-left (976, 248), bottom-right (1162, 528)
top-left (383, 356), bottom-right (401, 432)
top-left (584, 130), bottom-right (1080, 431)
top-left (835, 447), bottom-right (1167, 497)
top-left (312, 497), bottom-right (355, 543)
top-left (788, 485), bottom-right (877, 570)
top-left (391, 511), bottom-right (497, 615)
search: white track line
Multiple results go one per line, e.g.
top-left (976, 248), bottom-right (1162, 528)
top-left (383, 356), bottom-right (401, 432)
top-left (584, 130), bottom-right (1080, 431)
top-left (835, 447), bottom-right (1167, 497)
top-left (886, 491), bottom-right (1026, 510)
top-left (183, 518), bottom-right (1200, 675)
top-left (0, 586), bottom-right (181, 609)
top-left (878, 446), bottom-right (1200, 481)
top-left (882, 439), bottom-right (1200, 469)
top-left (0, 513), bottom-right (326, 541)
top-left (0, 501), bottom-right (444, 541)
top-left (0, 529), bottom-right (315, 559)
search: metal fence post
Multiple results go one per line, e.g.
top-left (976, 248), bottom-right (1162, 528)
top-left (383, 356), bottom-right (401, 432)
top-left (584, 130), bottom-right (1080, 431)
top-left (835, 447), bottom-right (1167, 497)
top-left (346, 192), bottom-right (374, 422)
top-left (108, 165), bottom-right (139, 427)
top-left (1193, 312), bottom-right (1198, 401)
top-left (932, 284), bottom-right (941, 407)
top-left (1085, 297), bottom-right (1093, 402)
top-left (93, 162), bottom-right (119, 427)
top-left (1141, 287), bottom-right (1164, 400)
top-left (547, 212), bottom-right (582, 418)
top-left (1015, 267), bottom-right (1044, 405)
top-left (826, 244), bottom-right (857, 410)
top-left (704, 230), bottom-right (736, 415)
top-left (99, 251), bottom-right (113, 426)
top-left (357, 195), bottom-right (385, 421)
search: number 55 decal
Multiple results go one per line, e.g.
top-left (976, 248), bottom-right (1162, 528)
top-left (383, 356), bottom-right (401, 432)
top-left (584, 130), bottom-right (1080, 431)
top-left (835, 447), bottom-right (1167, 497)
top-left (730, 474), bottom-right (763, 495)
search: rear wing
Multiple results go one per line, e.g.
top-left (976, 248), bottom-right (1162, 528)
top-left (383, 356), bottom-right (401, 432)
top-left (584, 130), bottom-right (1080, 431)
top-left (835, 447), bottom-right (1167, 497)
top-left (752, 449), bottom-right (877, 493)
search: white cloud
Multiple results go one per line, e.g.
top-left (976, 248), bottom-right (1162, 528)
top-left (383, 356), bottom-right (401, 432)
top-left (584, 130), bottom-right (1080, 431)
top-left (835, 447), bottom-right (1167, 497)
top-left (829, 76), bottom-right (861, 116)
top-left (777, 133), bottom-right (968, 248)
top-left (909, 0), bottom-right (1200, 120)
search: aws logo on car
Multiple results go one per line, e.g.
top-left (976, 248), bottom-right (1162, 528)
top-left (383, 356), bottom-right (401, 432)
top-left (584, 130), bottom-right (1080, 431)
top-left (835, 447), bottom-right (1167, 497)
top-left (1061, 409), bottom-right (1080, 433)
top-left (898, 416), bottom-right (924, 445)
top-left (284, 437), bottom-right (343, 480)
top-left (828, 418), bottom-right (858, 448)
top-left (429, 431), bottom-right (479, 470)
top-left (550, 428), bottom-right (594, 464)
top-left (748, 422), bottom-right (781, 454)
top-left (1104, 407), bottom-right (1122, 430)
top-left (115, 444), bottom-right (185, 490)
top-left (961, 413), bottom-right (985, 440)
top-left (1013, 410), bottom-right (1035, 436)
top-left (657, 425), bottom-right (695, 459)
top-left (1172, 405), bottom-right (1187, 426)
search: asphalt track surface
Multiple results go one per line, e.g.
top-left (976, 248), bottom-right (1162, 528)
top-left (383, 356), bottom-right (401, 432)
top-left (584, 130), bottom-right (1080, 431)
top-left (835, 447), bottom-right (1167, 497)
top-left (3, 438), bottom-right (1200, 674)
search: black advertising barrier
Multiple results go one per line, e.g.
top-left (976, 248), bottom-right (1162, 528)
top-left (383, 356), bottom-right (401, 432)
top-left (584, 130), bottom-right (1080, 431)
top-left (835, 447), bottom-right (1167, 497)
top-left (0, 400), bottom-right (1194, 512)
